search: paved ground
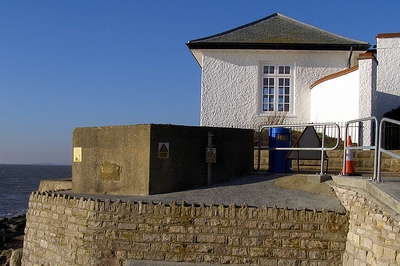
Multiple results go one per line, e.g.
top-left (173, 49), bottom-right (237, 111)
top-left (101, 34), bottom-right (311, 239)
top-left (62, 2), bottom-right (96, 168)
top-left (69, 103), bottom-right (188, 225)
top-left (65, 173), bottom-right (346, 213)
top-left (372, 174), bottom-right (400, 203)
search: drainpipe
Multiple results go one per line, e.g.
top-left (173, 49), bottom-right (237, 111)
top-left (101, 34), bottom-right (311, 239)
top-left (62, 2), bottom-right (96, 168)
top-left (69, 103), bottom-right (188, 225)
top-left (347, 46), bottom-right (353, 68)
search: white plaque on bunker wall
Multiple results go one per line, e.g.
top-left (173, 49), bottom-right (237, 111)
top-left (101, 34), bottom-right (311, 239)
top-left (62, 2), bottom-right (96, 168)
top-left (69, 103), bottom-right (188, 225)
top-left (73, 147), bottom-right (82, 162)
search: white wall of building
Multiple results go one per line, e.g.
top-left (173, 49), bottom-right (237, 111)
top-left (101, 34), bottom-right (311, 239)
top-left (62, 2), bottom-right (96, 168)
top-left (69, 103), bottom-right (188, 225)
top-left (358, 57), bottom-right (376, 119)
top-left (200, 49), bottom-right (355, 130)
top-left (310, 69), bottom-right (360, 124)
top-left (309, 57), bottom-right (377, 145)
top-left (376, 35), bottom-right (400, 119)
top-left (358, 57), bottom-right (377, 145)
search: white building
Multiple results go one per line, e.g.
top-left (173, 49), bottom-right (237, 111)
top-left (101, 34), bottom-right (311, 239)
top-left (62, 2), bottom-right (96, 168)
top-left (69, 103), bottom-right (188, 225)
top-left (187, 13), bottom-right (400, 143)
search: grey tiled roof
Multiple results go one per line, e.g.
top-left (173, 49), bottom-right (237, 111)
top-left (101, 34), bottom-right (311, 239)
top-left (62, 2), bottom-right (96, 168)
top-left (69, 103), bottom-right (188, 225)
top-left (187, 13), bottom-right (370, 51)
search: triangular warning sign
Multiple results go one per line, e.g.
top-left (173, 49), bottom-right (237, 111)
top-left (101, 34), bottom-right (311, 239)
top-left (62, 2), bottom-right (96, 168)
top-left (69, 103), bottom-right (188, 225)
top-left (159, 144), bottom-right (168, 152)
top-left (158, 142), bottom-right (170, 158)
top-left (287, 126), bottom-right (327, 160)
top-left (286, 126), bottom-right (329, 173)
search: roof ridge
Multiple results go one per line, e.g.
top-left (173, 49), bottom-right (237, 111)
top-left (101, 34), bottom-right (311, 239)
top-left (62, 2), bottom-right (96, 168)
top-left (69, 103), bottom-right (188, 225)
top-left (187, 13), bottom-right (280, 43)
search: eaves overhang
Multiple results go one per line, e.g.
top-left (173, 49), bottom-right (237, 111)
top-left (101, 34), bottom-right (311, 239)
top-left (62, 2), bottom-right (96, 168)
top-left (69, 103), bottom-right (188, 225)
top-left (187, 43), bottom-right (370, 67)
top-left (186, 42), bottom-right (370, 51)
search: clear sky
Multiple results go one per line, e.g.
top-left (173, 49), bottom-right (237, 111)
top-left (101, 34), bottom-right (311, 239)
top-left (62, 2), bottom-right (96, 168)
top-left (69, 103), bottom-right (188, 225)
top-left (0, 1), bottom-right (399, 165)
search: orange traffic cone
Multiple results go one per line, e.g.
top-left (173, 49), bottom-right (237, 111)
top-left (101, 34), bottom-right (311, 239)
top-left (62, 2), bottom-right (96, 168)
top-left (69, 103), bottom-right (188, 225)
top-left (341, 136), bottom-right (357, 175)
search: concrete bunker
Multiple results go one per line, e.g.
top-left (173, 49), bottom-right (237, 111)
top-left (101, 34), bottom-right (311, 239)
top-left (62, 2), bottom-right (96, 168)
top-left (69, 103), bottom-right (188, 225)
top-left (72, 124), bottom-right (254, 196)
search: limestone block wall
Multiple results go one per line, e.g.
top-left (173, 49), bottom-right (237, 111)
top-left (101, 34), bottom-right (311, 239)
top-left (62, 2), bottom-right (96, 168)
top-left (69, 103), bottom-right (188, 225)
top-left (333, 185), bottom-right (400, 265)
top-left (22, 191), bottom-right (348, 265)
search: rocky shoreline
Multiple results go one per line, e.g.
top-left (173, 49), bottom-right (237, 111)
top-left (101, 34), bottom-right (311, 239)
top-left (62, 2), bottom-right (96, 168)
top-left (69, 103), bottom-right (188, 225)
top-left (0, 215), bottom-right (25, 266)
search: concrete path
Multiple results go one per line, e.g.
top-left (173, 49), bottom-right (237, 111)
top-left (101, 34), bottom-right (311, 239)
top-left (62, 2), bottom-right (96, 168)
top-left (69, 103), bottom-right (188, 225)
top-left (65, 173), bottom-right (346, 213)
top-left (373, 175), bottom-right (400, 203)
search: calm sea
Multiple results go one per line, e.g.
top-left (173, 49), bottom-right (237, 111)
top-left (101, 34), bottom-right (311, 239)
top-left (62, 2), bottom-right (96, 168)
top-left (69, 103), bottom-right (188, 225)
top-left (0, 164), bottom-right (72, 218)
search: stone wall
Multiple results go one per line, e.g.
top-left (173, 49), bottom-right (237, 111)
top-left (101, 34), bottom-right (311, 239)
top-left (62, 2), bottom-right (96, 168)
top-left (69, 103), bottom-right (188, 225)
top-left (333, 185), bottom-right (400, 265)
top-left (255, 149), bottom-right (400, 172)
top-left (22, 191), bottom-right (348, 265)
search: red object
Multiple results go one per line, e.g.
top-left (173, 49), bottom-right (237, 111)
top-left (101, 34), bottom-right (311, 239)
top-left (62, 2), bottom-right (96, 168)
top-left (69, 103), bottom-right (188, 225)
top-left (341, 136), bottom-right (356, 175)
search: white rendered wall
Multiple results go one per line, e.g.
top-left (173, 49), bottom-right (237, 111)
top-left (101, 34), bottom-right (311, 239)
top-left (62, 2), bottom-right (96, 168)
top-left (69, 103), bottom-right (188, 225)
top-left (358, 58), bottom-right (376, 119)
top-left (358, 57), bottom-right (377, 145)
top-left (310, 69), bottom-right (359, 124)
top-left (376, 36), bottom-right (400, 119)
top-left (310, 57), bottom-right (376, 123)
top-left (310, 57), bottom-right (376, 144)
top-left (200, 50), bottom-right (355, 130)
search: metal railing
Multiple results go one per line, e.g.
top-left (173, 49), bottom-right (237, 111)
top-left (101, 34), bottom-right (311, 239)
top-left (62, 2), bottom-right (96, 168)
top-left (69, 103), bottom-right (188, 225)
top-left (377, 118), bottom-right (400, 182)
top-left (342, 117), bottom-right (379, 181)
top-left (314, 121), bottom-right (361, 144)
top-left (257, 123), bottom-right (341, 175)
top-left (381, 122), bottom-right (400, 150)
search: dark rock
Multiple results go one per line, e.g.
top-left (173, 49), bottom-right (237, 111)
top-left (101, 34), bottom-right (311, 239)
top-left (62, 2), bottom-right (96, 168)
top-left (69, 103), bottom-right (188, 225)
top-left (0, 215), bottom-right (26, 253)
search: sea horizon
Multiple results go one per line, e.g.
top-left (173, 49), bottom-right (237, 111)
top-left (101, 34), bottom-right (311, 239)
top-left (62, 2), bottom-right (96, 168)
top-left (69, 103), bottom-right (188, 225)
top-left (0, 164), bottom-right (72, 218)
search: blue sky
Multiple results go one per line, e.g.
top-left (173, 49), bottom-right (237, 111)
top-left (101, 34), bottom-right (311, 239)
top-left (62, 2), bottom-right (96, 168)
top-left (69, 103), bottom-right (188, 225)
top-left (0, 1), bottom-right (399, 165)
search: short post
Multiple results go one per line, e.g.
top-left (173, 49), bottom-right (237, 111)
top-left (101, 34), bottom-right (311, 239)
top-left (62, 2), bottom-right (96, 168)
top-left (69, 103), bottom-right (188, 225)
top-left (206, 132), bottom-right (215, 186)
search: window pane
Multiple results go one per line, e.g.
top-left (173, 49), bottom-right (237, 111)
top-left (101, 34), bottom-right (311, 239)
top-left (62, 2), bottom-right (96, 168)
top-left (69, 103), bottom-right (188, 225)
top-left (285, 96), bottom-right (290, 103)
top-left (263, 96), bottom-right (268, 111)
top-left (278, 96), bottom-right (283, 103)
top-left (278, 66), bottom-right (291, 74)
top-left (278, 104), bottom-right (283, 111)
top-left (263, 66), bottom-right (275, 74)
top-left (263, 87), bottom-right (268, 94)
top-left (269, 104), bottom-right (274, 111)
top-left (285, 87), bottom-right (290, 94)
top-left (269, 88), bottom-right (274, 94)
top-left (284, 104), bottom-right (289, 111)
top-left (279, 79), bottom-right (283, 86)
top-left (269, 96), bottom-right (274, 102)
top-left (285, 79), bottom-right (290, 86)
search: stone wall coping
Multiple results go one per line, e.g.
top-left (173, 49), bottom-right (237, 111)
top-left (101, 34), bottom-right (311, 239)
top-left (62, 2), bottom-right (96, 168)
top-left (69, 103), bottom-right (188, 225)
top-left (38, 178), bottom-right (72, 192)
top-left (331, 175), bottom-right (400, 220)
